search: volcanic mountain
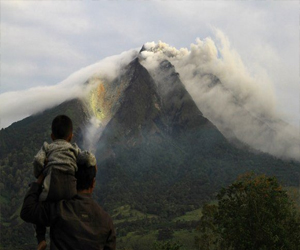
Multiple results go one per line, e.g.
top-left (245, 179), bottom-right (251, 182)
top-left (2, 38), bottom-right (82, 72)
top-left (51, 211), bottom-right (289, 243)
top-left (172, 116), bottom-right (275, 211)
top-left (0, 49), bottom-right (299, 249)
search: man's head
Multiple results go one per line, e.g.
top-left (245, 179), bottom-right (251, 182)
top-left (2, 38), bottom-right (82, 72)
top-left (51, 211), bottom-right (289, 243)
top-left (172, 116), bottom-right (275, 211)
top-left (76, 152), bottom-right (97, 192)
top-left (51, 115), bottom-right (73, 141)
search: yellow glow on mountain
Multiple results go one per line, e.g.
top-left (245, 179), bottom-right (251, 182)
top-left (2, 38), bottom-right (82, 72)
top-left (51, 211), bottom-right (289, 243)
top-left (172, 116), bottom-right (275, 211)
top-left (89, 79), bottom-right (110, 123)
top-left (87, 76), bottom-right (129, 126)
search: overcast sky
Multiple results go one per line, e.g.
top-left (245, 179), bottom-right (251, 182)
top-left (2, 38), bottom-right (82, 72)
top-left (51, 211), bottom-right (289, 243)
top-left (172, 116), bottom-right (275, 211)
top-left (0, 0), bottom-right (299, 128)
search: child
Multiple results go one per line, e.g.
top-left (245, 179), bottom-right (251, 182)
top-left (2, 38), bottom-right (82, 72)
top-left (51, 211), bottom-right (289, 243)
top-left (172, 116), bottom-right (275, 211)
top-left (33, 115), bottom-right (96, 250)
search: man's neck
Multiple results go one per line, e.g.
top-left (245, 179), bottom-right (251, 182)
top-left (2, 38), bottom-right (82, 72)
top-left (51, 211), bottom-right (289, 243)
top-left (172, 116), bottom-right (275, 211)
top-left (78, 188), bottom-right (93, 194)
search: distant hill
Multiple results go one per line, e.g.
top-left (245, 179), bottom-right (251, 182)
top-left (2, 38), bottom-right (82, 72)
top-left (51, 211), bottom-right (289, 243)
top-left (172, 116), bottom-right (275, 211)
top-left (0, 54), bottom-right (299, 249)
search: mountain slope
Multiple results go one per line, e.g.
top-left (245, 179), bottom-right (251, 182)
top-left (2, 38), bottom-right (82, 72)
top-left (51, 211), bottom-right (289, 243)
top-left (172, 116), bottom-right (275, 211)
top-left (0, 56), bottom-right (299, 249)
top-left (93, 57), bottom-right (299, 217)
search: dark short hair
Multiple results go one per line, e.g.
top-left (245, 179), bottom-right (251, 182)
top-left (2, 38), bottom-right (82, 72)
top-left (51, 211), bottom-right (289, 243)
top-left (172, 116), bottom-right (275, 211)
top-left (51, 115), bottom-right (73, 140)
top-left (75, 163), bottom-right (97, 191)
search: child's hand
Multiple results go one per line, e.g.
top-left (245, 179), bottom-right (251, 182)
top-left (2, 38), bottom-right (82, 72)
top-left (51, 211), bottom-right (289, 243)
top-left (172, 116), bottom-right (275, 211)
top-left (36, 174), bottom-right (45, 185)
top-left (44, 158), bottom-right (49, 167)
top-left (37, 240), bottom-right (47, 250)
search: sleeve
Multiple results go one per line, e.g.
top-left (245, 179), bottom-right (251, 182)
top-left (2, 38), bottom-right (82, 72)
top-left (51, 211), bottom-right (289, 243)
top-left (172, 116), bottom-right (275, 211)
top-left (20, 182), bottom-right (56, 226)
top-left (104, 219), bottom-right (117, 250)
top-left (33, 142), bottom-right (48, 178)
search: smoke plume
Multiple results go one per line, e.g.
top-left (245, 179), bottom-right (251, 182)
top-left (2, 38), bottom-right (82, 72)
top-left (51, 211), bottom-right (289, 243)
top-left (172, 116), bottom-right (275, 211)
top-left (140, 30), bottom-right (300, 161)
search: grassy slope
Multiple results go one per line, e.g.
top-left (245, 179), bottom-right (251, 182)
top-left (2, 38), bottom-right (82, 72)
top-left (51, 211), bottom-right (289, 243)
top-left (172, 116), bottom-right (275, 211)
top-left (112, 204), bottom-right (201, 250)
top-left (114, 187), bottom-right (300, 250)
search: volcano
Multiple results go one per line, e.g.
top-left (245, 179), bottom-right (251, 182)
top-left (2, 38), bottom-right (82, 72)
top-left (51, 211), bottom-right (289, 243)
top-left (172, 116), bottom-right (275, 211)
top-left (0, 47), bottom-right (299, 249)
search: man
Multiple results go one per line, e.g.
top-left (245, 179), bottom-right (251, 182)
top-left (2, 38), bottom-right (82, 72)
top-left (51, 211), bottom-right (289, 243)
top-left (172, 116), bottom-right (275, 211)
top-left (20, 153), bottom-right (116, 250)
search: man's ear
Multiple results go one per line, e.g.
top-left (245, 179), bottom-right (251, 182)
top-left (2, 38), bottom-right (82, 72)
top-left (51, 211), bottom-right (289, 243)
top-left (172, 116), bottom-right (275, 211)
top-left (51, 133), bottom-right (55, 141)
top-left (91, 178), bottom-right (96, 189)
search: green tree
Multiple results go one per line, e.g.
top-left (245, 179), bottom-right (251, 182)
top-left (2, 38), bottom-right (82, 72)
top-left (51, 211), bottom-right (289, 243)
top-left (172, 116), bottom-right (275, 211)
top-left (195, 203), bottom-right (220, 250)
top-left (196, 173), bottom-right (300, 250)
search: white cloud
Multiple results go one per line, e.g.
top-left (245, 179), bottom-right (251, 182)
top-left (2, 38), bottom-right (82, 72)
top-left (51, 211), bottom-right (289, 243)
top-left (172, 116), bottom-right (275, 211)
top-left (140, 30), bottom-right (299, 161)
top-left (153, 0), bottom-right (299, 128)
top-left (0, 49), bottom-right (138, 129)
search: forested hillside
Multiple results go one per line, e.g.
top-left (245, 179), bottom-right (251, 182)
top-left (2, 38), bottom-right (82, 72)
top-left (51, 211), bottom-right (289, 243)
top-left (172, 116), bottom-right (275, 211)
top-left (1, 58), bottom-right (300, 249)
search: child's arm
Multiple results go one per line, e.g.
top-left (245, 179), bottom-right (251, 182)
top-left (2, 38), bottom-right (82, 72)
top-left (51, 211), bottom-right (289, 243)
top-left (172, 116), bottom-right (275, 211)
top-left (33, 142), bottom-right (48, 178)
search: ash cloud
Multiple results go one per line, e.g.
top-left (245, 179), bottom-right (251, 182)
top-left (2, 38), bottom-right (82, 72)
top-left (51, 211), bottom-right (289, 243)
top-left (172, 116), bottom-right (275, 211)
top-left (0, 49), bottom-right (138, 129)
top-left (140, 30), bottom-right (300, 161)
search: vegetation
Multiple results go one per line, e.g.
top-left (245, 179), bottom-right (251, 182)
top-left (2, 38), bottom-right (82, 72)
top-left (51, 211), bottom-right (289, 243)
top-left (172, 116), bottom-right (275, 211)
top-left (153, 241), bottom-right (183, 250)
top-left (195, 173), bottom-right (300, 250)
top-left (1, 97), bottom-right (300, 249)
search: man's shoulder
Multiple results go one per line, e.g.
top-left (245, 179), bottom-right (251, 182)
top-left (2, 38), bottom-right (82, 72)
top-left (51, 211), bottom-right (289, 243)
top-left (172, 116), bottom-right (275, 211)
top-left (57, 194), bottom-right (113, 222)
top-left (74, 194), bottom-right (106, 212)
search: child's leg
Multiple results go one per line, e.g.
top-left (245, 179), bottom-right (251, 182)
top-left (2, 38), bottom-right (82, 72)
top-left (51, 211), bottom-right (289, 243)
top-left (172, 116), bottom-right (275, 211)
top-left (35, 224), bottom-right (46, 244)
